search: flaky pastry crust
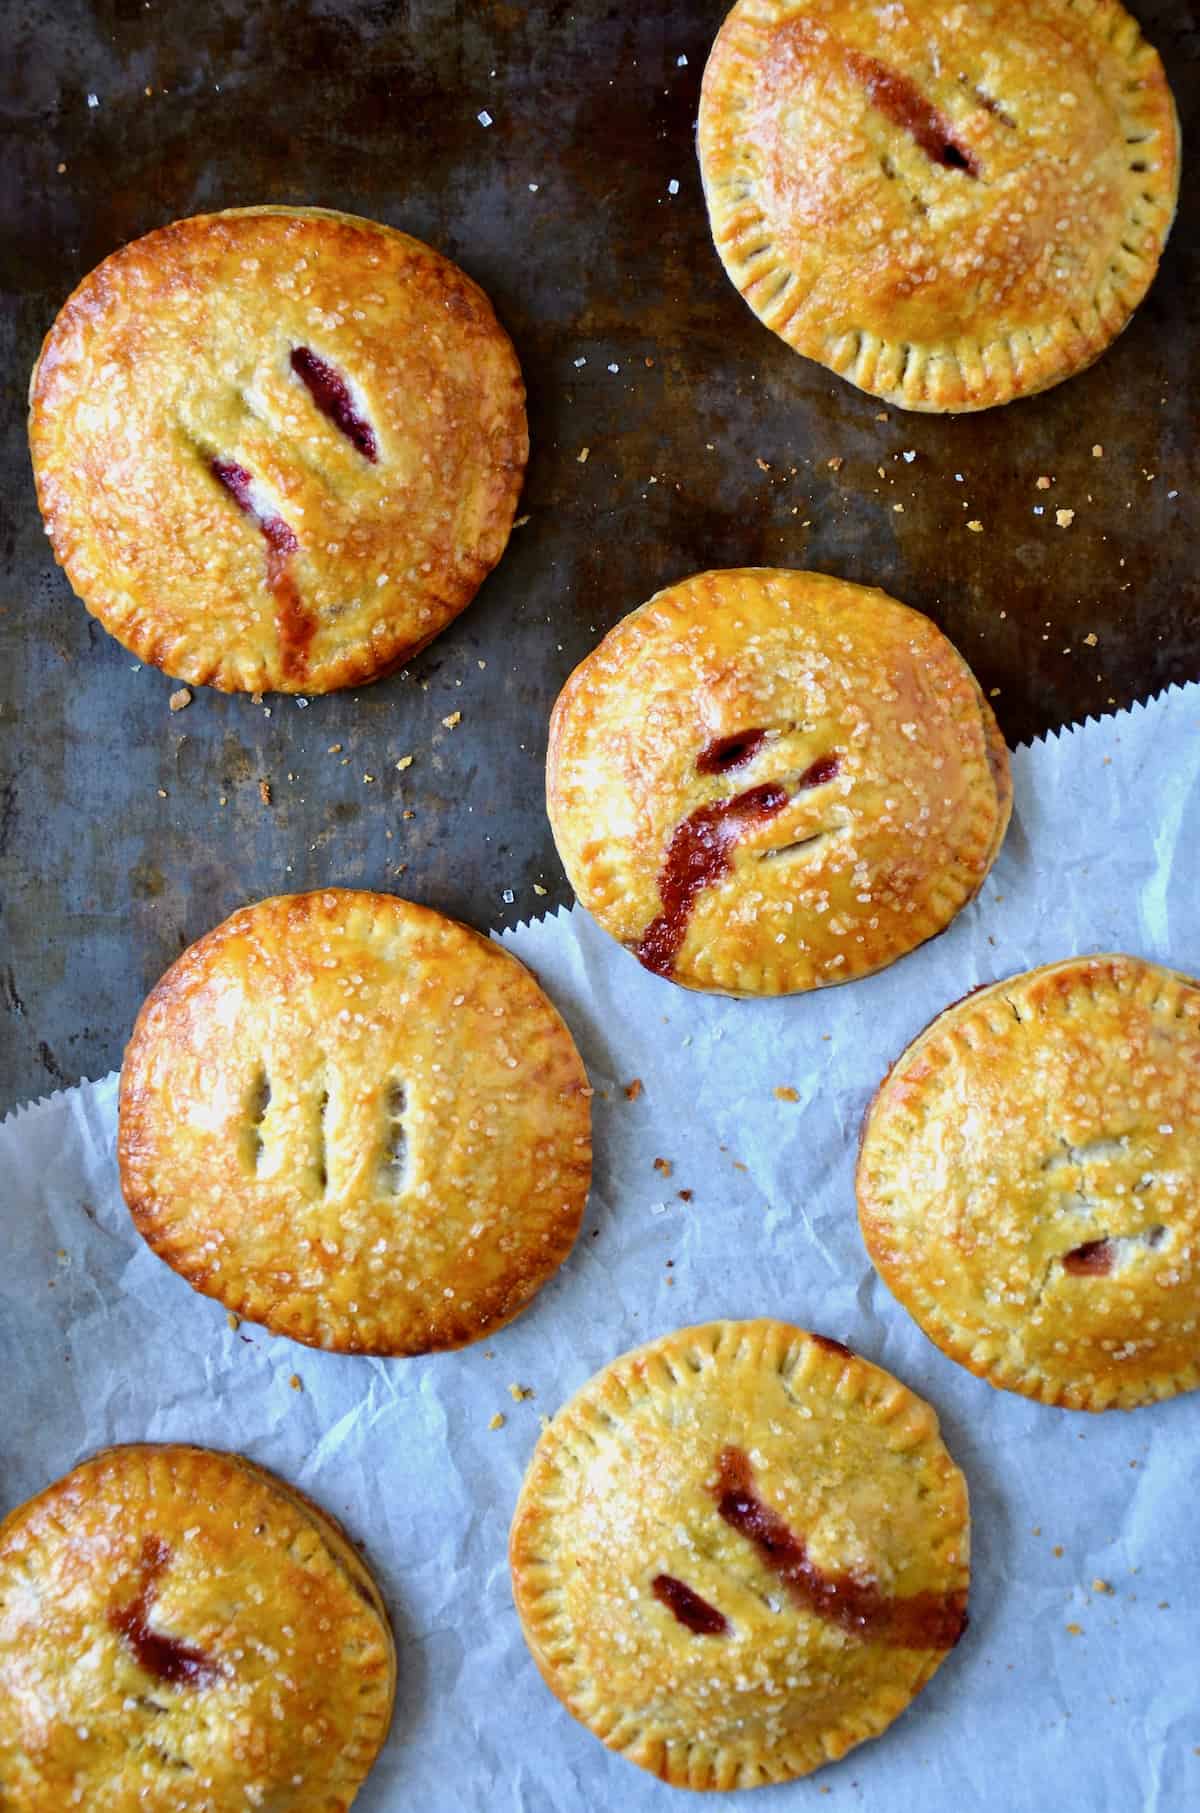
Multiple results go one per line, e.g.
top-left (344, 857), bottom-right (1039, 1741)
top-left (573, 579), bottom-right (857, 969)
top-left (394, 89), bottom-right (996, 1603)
top-left (699, 0), bottom-right (1180, 411)
top-left (118, 890), bottom-right (591, 1354)
top-left (510, 1319), bottom-right (969, 1790)
top-left (29, 206), bottom-right (527, 692)
top-left (546, 568), bottom-right (1010, 996)
top-left (0, 1444), bottom-right (395, 1812)
top-left (858, 954), bottom-right (1200, 1409)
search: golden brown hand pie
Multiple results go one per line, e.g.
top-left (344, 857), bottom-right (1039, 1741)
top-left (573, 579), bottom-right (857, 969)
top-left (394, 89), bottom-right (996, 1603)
top-left (29, 205), bottom-right (527, 692)
top-left (0, 1443), bottom-right (394, 1813)
top-left (118, 889), bottom-right (591, 1354)
top-left (858, 954), bottom-right (1200, 1410)
top-left (698, 0), bottom-right (1180, 411)
top-left (510, 1319), bottom-right (969, 1790)
top-left (546, 568), bottom-right (1010, 996)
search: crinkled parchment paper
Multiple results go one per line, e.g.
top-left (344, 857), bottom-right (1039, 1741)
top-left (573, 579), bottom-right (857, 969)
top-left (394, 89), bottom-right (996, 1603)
top-left (2, 683), bottom-right (1198, 1811)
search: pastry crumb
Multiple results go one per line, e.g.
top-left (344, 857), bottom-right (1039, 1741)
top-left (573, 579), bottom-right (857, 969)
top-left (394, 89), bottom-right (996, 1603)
top-left (1083, 632), bottom-right (1098, 646)
top-left (226, 1312), bottom-right (240, 1331)
top-left (966, 519), bottom-right (983, 533)
top-left (533, 883), bottom-right (547, 896)
top-left (653, 1156), bottom-right (673, 1178)
top-left (1065, 1622), bottom-right (1083, 1636)
top-left (678, 1188), bottom-right (693, 1202)
top-left (1092, 443), bottom-right (1104, 457)
top-left (1036, 475), bottom-right (1052, 489)
top-left (441, 711), bottom-right (462, 729)
top-left (826, 455), bottom-right (843, 471)
top-left (328, 743), bottom-right (342, 753)
top-left (577, 446), bottom-right (590, 463)
top-left (756, 457), bottom-right (771, 472)
top-left (624, 1078), bottom-right (643, 1101)
top-left (288, 1374), bottom-right (302, 1391)
top-left (1053, 1545), bottom-right (1064, 1557)
top-left (1056, 508), bottom-right (1075, 527)
top-left (488, 1412), bottom-right (506, 1431)
top-left (258, 779), bottom-right (272, 805)
top-left (508, 1382), bottom-right (533, 1402)
top-left (1092, 1578), bottom-right (1113, 1595)
top-left (156, 787), bottom-right (168, 798)
top-left (774, 1085), bottom-right (799, 1102)
top-left (168, 687), bottom-right (192, 712)
top-left (395, 754), bottom-right (414, 771)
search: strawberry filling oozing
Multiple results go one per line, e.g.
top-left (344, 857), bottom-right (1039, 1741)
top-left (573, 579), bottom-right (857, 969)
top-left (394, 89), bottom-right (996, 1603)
top-left (291, 346), bottom-right (378, 462)
top-left (651, 1572), bottom-right (729, 1635)
top-left (108, 1536), bottom-right (219, 1687)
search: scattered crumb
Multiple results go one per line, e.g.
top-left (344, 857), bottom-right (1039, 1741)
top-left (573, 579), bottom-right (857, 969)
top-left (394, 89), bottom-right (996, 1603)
top-left (1092, 1578), bottom-right (1113, 1595)
top-left (508, 1382), bottom-right (534, 1402)
top-left (533, 883), bottom-right (548, 897)
top-left (893, 503), bottom-right (904, 513)
top-left (441, 711), bottom-right (462, 729)
top-left (654, 1157), bottom-right (673, 1178)
top-left (396, 754), bottom-right (414, 771)
top-left (966, 520), bottom-right (983, 533)
top-left (513, 514), bottom-right (530, 527)
top-left (577, 446), bottom-right (590, 463)
top-left (168, 687), bottom-right (191, 712)
top-left (774, 1086), bottom-right (799, 1102)
top-left (1036, 475), bottom-right (1052, 490)
top-left (756, 458), bottom-right (771, 472)
top-left (989, 686), bottom-right (1001, 698)
top-left (1065, 1623), bottom-right (1083, 1636)
top-left (488, 1412), bottom-right (506, 1431)
top-left (826, 456), bottom-right (843, 471)
top-left (678, 1189), bottom-right (694, 1202)
top-left (624, 1078), bottom-right (643, 1101)
top-left (1056, 509), bottom-right (1075, 528)
top-left (1083, 632), bottom-right (1098, 647)
top-left (258, 779), bottom-right (272, 805)
top-left (1032, 1526), bottom-right (1041, 1536)
top-left (288, 1374), bottom-right (302, 1392)
top-left (1092, 444), bottom-right (1104, 458)
top-left (363, 773), bottom-right (376, 783)
top-left (1053, 1545), bottom-right (1064, 1558)
top-left (156, 787), bottom-right (168, 798)
top-left (328, 743), bottom-right (343, 754)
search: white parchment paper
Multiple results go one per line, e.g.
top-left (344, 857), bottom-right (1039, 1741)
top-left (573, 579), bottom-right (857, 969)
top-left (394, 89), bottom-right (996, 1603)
top-left (2, 683), bottom-right (1199, 1812)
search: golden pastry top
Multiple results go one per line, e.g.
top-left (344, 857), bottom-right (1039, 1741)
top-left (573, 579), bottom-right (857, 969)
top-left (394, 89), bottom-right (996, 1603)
top-left (699, 0), bottom-right (1179, 410)
top-left (0, 1444), bottom-right (394, 1813)
top-left (29, 206), bottom-right (527, 692)
top-left (118, 890), bottom-right (591, 1355)
top-left (511, 1319), bottom-right (969, 1790)
top-left (547, 568), bottom-right (1009, 996)
top-left (858, 954), bottom-right (1200, 1409)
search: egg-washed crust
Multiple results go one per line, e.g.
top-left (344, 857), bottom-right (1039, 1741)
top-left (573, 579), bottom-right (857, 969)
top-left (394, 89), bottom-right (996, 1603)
top-left (510, 1319), bottom-right (970, 1791)
top-left (546, 568), bottom-right (1010, 997)
top-left (0, 1443), bottom-right (395, 1813)
top-left (858, 955), bottom-right (1200, 1410)
top-left (29, 205), bottom-right (528, 692)
top-left (118, 889), bottom-right (591, 1355)
top-left (698, 0), bottom-right (1180, 412)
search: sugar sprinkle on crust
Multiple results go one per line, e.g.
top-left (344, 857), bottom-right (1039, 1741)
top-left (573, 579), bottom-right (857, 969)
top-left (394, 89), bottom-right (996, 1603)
top-left (29, 206), bottom-right (528, 693)
top-left (511, 1319), bottom-right (969, 1790)
top-left (858, 954), bottom-right (1200, 1410)
top-left (698, 0), bottom-right (1180, 412)
top-left (118, 889), bottom-right (591, 1355)
top-left (0, 1443), bottom-right (395, 1813)
top-left (546, 568), bottom-right (1010, 997)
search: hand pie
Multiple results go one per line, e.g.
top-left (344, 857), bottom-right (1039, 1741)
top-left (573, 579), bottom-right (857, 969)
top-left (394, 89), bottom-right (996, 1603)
top-left (118, 889), bottom-right (591, 1354)
top-left (510, 1319), bottom-right (969, 1790)
top-left (858, 954), bottom-right (1200, 1410)
top-left (699, 0), bottom-right (1180, 411)
top-left (546, 567), bottom-right (1010, 995)
top-left (0, 1443), bottom-right (394, 1812)
top-left (29, 206), bottom-right (527, 692)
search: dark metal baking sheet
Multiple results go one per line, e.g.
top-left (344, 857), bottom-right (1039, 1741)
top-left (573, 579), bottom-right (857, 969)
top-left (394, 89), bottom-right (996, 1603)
top-left (1, 0), bottom-right (1197, 1113)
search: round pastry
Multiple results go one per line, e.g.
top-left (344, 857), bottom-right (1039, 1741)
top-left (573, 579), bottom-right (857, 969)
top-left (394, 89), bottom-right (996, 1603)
top-left (510, 1319), bottom-right (969, 1790)
top-left (29, 206), bottom-right (527, 692)
top-left (118, 889), bottom-right (591, 1354)
top-left (546, 568), bottom-right (1010, 996)
top-left (858, 954), bottom-right (1200, 1410)
top-left (0, 1443), bottom-right (394, 1812)
top-left (698, 0), bottom-right (1180, 412)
